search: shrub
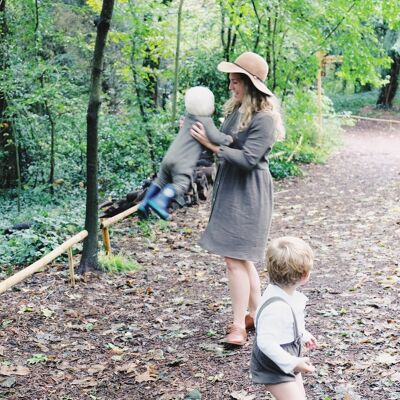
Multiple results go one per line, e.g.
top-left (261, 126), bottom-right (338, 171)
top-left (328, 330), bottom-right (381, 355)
top-left (98, 253), bottom-right (141, 273)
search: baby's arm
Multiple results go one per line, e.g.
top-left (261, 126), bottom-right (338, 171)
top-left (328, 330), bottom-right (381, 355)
top-left (198, 116), bottom-right (233, 146)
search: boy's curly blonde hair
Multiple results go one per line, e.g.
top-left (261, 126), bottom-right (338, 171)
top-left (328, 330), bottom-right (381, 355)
top-left (267, 236), bottom-right (314, 286)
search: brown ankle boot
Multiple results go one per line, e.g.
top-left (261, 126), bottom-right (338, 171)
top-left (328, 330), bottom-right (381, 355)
top-left (245, 314), bottom-right (255, 331)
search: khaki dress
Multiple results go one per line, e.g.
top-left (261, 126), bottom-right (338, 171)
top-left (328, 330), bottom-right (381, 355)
top-left (199, 108), bottom-right (276, 262)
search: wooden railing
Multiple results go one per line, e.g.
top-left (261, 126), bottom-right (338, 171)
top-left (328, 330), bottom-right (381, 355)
top-left (100, 204), bottom-right (139, 255)
top-left (0, 230), bottom-right (88, 295)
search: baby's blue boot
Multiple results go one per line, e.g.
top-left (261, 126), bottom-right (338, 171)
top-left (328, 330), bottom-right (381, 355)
top-left (148, 184), bottom-right (176, 220)
top-left (137, 183), bottom-right (161, 219)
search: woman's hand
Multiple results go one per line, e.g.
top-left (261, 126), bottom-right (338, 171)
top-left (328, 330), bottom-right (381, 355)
top-left (190, 122), bottom-right (220, 154)
top-left (294, 357), bottom-right (315, 374)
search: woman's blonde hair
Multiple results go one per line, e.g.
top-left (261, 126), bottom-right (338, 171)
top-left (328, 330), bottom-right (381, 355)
top-left (223, 74), bottom-right (285, 141)
top-left (267, 237), bottom-right (314, 286)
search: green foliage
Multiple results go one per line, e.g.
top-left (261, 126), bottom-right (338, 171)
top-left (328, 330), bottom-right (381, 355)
top-left (329, 90), bottom-right (381, 113)
top-left (0, 188), bottom-right (85, 267)
top-left (2, 0), bottom-right (398, 196)
top-left (98, 253), bottom-right (141, 273)
top-left (269, 157), bottom-right (301, 180)
top-left (27, 353), bottom-right (48, 364)
top-left (329, 88), bottom-right (400, 114)
top-left (1, 0), bottom-right (400, 267)
top-left (179, 50), bottom-right (230, 116)
top-left (135, 219), bottom-right (156, 240)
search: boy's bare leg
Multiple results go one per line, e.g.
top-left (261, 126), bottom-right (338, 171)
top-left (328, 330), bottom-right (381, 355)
top-left (266, 379), bottom-right (306, 400)
top-left (295, 373), bottom-right (306, 398)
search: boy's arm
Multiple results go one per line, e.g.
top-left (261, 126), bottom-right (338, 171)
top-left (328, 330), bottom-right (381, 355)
top-left (257, 303), bottom-right (302, 374)
top-left (198, 116), bottom-right (233, 146)
top-left (303, 331), bottom-right (318, 349)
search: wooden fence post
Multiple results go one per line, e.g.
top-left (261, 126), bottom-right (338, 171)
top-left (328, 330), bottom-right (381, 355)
top-left (100, 204), bottom-right (139, 254)
top-left (102, 226), bottom-right (111, 255)
top-left (67, 247), bottom-right (75, 287)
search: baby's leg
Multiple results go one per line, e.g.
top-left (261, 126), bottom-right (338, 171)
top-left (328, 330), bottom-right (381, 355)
top-left (154, 165), bottom-right (170, 188)
top-left (172, 173), bottom-right (191, 196)
top-left (266, 378), bottom-right (306, 400)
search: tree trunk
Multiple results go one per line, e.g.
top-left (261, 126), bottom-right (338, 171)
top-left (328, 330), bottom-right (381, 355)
top-left (0, 0), bottom-right (17, 189)
top-left (78, 0), bottom-right (115, 274)
top-left (219, 1), bottom-right (236, 62)
top-left (39, 74), bottom-right (56, 192)
top-left (171, 0), bottom-right (184, 122)
top-left (130, 52), bottom-right (158, 174)
top-left (251, 0), bottom-right (262, 52)
top-left (377, 53), bottom-right (400, 108)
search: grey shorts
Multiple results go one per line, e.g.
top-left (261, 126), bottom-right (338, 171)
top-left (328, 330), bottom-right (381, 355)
top-left (250, 338), bottom-right (301, 385)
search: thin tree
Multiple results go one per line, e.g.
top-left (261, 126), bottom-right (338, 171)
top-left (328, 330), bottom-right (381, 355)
top-left (78, 0), bottom-right (115, 273)
top-left (377, 30), bottom-right (400, 108)
top-left (171, 0), bottom-right (184, 122)
top-left (0, 0), bottom-right (17, 189)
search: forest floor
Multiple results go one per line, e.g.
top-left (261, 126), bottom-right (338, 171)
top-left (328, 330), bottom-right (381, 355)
top-left (1, 119), bottom-right (399, 400)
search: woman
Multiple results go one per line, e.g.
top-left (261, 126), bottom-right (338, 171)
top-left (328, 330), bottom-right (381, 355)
top-left (191, 52), bottom-right (285, 346)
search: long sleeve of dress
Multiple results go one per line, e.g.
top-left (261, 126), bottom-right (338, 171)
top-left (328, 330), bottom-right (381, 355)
top-left (198, 116), bottom-right (233, 146)
top-left (256, 301), bottom-right (301, 374)
top-left (217, 113), bottom-right (275, 171)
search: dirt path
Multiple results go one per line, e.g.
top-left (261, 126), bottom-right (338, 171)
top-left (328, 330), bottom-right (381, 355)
top-left (0, 122), bottom-right (399, 400)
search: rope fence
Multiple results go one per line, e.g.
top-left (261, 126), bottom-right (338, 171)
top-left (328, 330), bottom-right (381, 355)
top-left (329, 114), bottom-right (400, 127)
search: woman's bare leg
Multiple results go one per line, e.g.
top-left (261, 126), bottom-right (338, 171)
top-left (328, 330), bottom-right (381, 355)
top-left (245, 260), bottom-right (261, 317)
top-left (225, 257), bottom-right (249, 329)
top-left (225, 258), bottom-right (262, 327)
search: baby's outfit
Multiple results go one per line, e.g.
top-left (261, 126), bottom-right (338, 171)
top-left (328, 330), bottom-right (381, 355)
top-left (138, 86), bottom-right (233, 221)
top-left (251, 284), bottom-right (312, 384)
top-left (155, 113), bottom-right (232, 195)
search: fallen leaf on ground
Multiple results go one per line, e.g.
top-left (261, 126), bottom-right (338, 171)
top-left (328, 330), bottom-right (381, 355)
top-left (0, 365), bottom-right (30, 376)
top-left (135, 365), bottom-right (158, 383)
top-left (71, 377), bottom-right (97, 387)
top-left (87, 364), bottom-right (106, 374)
top-left (0, 376), bottom-right (16, 388)
top-left (115, 363), bottom-right (138, 374)
top-left (376, 353), bottom-right (398, 365)
top-left (230, 390), bottom-right (256, 400)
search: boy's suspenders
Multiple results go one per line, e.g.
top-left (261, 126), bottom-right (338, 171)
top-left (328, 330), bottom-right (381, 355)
top-left (255, 296), bottom-right (300, 339)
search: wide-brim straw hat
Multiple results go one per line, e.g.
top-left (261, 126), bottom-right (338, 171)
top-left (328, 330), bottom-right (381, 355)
top-left (217, 52), bottom-right (272, 96)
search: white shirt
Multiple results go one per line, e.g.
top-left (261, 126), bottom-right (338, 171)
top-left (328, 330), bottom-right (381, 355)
top-left (255, 284), bottom-right (312, 374)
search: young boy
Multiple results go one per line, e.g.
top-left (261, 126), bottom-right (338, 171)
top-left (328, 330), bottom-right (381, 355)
top-left (251, 236), bottom-right (317, 400)
top-left (138, 86), bottom-right (232, 220)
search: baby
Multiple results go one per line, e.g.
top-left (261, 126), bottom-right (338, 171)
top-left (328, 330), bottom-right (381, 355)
top-left (138, 86), bottom-right (232, 220)
top-left (251, 236), bottom-right (317, 400)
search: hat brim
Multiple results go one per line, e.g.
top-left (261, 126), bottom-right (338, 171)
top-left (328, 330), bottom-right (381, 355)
top-left (217, 61), bottom-right (273, 97)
